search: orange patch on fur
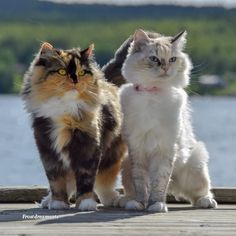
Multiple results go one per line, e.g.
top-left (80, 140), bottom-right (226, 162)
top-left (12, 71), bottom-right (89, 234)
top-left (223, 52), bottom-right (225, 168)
top-left (58, 113), bottom-right (98, 139)
top-left (54, 127), bottom-right (72, 153)
top-left (32, 75), bottom-right (69, 102)
top-left (96, 159), bottom-right (122, 187)
top-left (49, 177), bottom-right (68, 202)
top-left (32, 73), bottom-right (98, 106)
top-left (50, 169), bottom-right (76, 203)
top-left (66, 170), bottom-right (76, 199)
top-left (60, 52), bottom-right (72, 63)
top-left (31, 67), bottom-right (45, 84)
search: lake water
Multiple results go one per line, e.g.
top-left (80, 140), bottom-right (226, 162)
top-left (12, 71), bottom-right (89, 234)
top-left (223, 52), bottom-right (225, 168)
top-left (0, 95), bottom-right (235, 187)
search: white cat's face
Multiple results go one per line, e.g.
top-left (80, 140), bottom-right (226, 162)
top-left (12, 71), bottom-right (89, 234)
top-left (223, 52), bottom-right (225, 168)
top-left (122, 30), bottom-right (192, 88)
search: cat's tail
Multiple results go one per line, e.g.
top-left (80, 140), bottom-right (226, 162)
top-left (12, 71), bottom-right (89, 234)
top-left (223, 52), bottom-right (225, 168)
top-left (102, 36), bottom-right (133, 87)
top-left (178, 141), bottom-right (217, 208)
top-left (102, 31), bottom-right (161, 87)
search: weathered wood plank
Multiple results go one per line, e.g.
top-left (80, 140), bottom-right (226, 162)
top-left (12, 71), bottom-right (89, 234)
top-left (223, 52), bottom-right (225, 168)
top-left (211, 187), bottom-right (236, 204)
top-left (0, 186), bottom-right (48, 203)
top-left (0, 203), bottom-right (236, 236)
top-left (0, 186), bottom-right (236, 203)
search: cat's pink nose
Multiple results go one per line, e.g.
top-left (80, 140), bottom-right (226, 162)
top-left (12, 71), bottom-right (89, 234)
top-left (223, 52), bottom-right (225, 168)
top-left (162, 65), bottom-right (169, 73)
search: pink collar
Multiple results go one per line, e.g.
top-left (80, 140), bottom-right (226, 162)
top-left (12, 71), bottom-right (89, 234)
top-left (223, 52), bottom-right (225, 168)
top-left (134, 84), bottom-right (161, 93)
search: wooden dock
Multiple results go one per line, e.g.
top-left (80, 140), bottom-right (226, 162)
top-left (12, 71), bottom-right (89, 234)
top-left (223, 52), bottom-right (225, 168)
top-left (0, 187), bottom-right (236, 235)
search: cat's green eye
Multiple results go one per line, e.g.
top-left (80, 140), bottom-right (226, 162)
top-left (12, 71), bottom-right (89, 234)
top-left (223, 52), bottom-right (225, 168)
top-left (169, 57), bottom-right (177, 63)
top-left (58, 69), bottom-right (67, 76)
top-left (78, 70), bottom-right (85, 76)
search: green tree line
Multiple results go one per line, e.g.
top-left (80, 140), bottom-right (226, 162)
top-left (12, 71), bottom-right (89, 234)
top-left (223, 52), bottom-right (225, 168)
top-left (0, 6), bottom-right (236, 94)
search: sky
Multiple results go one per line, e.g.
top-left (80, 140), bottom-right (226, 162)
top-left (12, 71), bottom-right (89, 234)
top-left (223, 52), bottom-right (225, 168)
top-left (47, 0), bottom-right (236, 8)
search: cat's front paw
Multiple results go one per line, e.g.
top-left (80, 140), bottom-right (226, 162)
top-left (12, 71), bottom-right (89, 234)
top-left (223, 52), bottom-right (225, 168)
top-left (40, 195), bottom-right (51, 209)
top-left (111, 194), bottom-right (122, 208)
top-left (147, 202), bottom-right (168, 213)
top-left (40, 195), bottom-right (69, 210)
top-left (48, 200), bottom-right (70, 210)
top-left (195, 196), bottom-right (217, 209)
top-left (118, 195), bottom-right (132, 208)
top-left (99, 191), bottom-right (120, 208)
top-left (125, 200), bottom-right (146, 211)
top-left (76, 198), bottom-right (97, 211)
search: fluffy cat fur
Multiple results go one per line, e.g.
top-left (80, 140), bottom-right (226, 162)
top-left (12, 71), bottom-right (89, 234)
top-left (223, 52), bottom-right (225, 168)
top-left (119, 29), bottom-right (217, 212)
top-left (22, 42), bottom-right (126, 211)
top-left (102, 31), bottom-right (161, 87)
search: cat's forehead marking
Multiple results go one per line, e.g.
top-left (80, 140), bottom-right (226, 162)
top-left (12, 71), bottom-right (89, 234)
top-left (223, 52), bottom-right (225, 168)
top-left (148, 47), bottom-right (157, 55)
top-left (59, 51), bottom-right (72, 64)
top-left (60, 50), bottom-right (81, 65)
top-left (67, 55), bottom-right (78, 83)
top-left (74, 57), bottom-right (83, 70)
top-left (155, 41), bottom-right (172, 59)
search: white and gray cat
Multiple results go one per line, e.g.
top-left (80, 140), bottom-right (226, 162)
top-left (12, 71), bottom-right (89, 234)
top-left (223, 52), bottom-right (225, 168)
top-left (119, 29), bottom-right (217, 212)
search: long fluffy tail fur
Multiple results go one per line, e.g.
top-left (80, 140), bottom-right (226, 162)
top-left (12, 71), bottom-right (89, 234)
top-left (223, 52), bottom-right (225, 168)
top-left (102, 36), bottom-right (133, 87)
top-left (102, 31), bottom-right (161, 87)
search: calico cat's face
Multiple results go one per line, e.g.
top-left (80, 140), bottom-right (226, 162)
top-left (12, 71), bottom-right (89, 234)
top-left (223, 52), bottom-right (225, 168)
top-left (122, 29), bottom-right (192, 88)
top-left (26, 42), bottom-right (97, 102)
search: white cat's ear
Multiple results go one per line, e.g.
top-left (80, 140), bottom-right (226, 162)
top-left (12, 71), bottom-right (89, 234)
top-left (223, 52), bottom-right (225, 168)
top-left (171, 30), bottom-right (187, 50)
top-left (40, 42), bottom-right (53, 54)
top-left (133, 29), bottom-right (150, 45)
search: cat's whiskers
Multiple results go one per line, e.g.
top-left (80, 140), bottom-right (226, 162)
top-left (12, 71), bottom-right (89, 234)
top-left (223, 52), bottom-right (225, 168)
top-left (185, 87), bottom-right (201, 96)
top-left (191, 61), bottom-right (208, 74)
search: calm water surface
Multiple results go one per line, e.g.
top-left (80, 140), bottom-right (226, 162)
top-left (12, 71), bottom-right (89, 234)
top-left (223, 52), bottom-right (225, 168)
top-left (0, 95), bottom-right (235, 187)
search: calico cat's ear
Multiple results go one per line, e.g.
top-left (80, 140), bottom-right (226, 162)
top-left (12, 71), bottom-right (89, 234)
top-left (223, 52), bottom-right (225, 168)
top-left (40, 42), bottom-right (53, 54)
top-left (171, 30), bottom-right (187, 50)
top-left (35, 42), bottom-right (54, 67)
top-left (81, 44), bottom-right (94, 58)
top-left (133, 29), bottom-right (150, 45)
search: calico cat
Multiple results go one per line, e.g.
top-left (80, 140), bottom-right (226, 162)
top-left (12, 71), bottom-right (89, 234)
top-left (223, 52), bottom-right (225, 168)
top-left (22, 42), bottom-right (126, 211)
top-left (119, 29), bottom-right (217, 212)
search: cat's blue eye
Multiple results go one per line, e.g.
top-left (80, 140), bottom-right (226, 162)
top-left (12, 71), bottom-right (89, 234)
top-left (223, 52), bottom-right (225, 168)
top-left (149, 56), bottom-right (158, 62)
top-left (169, 57), bottom-right (177, 63)
top-left (149, 56), bottom-right (161, 65)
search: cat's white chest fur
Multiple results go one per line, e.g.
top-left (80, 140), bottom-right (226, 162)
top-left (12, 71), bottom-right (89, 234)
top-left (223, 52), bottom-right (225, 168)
top-left (119, 84), bottom-right (186, 156)
top-left (31, 90), bottom-right (90, 118)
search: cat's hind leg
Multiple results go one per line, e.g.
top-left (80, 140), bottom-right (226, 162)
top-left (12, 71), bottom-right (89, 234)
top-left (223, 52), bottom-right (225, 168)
top-left (95, 160), bottom-right (121, 207)
top-left (95, 137), bottom-right (127, 207)
top-left (172, 142), bottom-right (217, 208)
